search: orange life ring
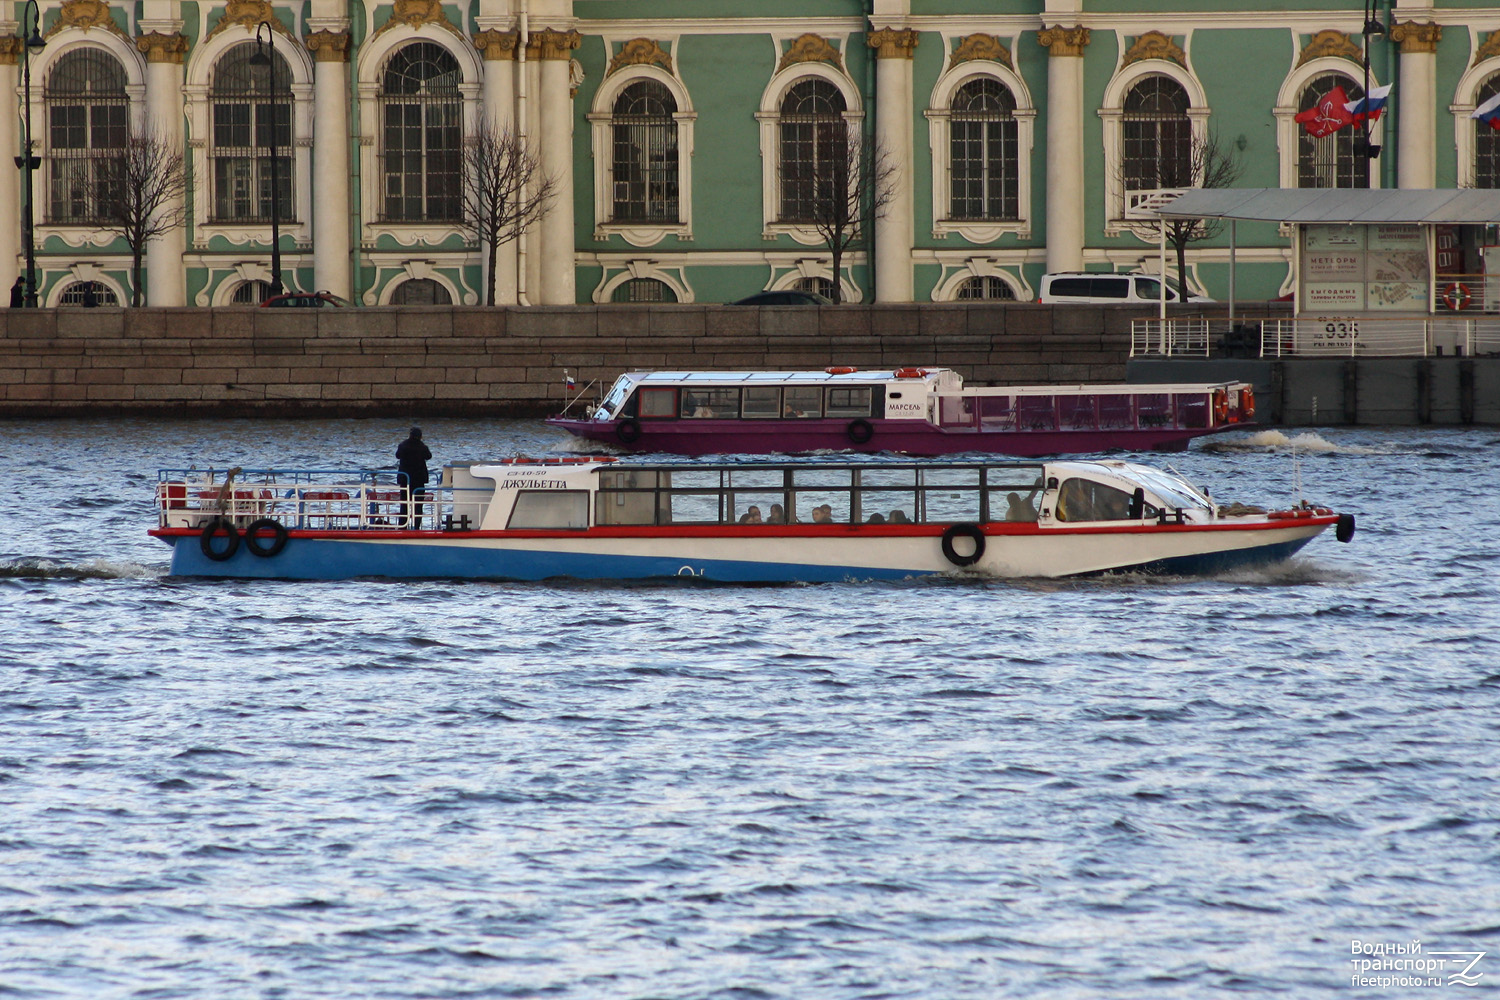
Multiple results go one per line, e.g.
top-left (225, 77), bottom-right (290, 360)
top-left (824, 366), bottom-right (858, 375)
top-left (1240, 386), bottom-right (1256, 420)
top-left (1443, 282), bottom-right (1472, 311)
top-left (1213, 388), bottom-right (1228, 425)
top-left (894, 367), bottom-right (927, 379)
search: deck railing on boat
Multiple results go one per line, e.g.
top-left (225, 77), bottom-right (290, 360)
top-left (156, 468), bottom-right (491, 531)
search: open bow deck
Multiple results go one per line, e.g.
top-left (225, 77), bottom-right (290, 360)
top-left (546, 367), bottom-right (1257, 457)
top-left (150, 456), bottom-right (1352, 583)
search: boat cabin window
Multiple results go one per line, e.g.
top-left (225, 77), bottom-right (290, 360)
top-left (638, 387), bottom-right (677, 418)
top-left (784, 386), bottom-right (822, 418)
top-left (600, 378), bottom-right (633, 416)
top-left (508, 490), bottom-right (590, 529)
top-left (826, 387), bottom-right (873, 418)
top-left (743, 386), bottom-right (781, 419)
top-left (681, 387), bottom-right (741, 419)
top-left (1055, 478), bottom-right (1134, 522)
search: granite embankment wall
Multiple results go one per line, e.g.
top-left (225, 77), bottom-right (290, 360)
top-left (0, 304), bottom-right (1135, 419)
top-left (3, 304), bottom-right (1497, 424)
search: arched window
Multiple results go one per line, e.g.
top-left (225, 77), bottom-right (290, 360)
top-left (1122, 75), bottom-right (1192, 193)
top-left (46, 49), bottom-right (128, 224)
top-left (950, 79), bottom-right (1018, 221)
top-left (231, 279), bottom-right (275, 304)
top-left (391, 278), bottom-right (452, 305)
top-left (779, 79), bottom-right (846, 223)
top-left (1477, 75), bottom-right (1500, 189)
top-left (796, 276), bottom-right (836, 299)
top-left (612, 80), bottom-right (678, 223)
top-left (1297, 74), bottom-right (1368, 188)
top-left (956, 276), bottom-right (1015, 300)
top-left (611, 277), bottom-right (676, 303)
top-left (58, 281), bottom-right (118, 306)
top-left (380, 43), bottom-right (463, 222)
top-left (210, 43), bottom-right (294, 222)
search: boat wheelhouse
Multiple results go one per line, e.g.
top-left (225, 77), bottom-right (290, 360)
top-left (150, 455), bottom-right (1351, 583)
top-left (545, 367), bottom-right (1257, 457)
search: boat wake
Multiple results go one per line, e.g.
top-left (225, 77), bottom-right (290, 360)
top-left (1203, 430), bottom-right (1380, 455)
top-left (0, 557), bottom-right (165, 581)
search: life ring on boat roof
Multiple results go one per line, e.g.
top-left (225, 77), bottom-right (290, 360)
top-left (1213, 388), bottom-right (1228, 425)
top-left (199, 517), bottom-right (240, 561)
top-left (940, 524), bottom-right (986, 567)
top-left (846, 419), bottom-right (875, 445)
top-left (1443, 282), bottom-right (1472, 311)
top-left (243, 517), bottom-right (289, 558)
top-left (894, 367), bottom-right (927, 379)
top-left (616, 418), bottom-right (642, 444)
top-left (825, 366), bottom-right (858, 375)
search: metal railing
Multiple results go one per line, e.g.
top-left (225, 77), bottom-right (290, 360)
top-left (1132, 316), bottom-right (1500, 358)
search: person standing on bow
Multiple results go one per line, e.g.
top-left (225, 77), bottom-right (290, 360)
top-left (395, 427), bottom-right (432, 528)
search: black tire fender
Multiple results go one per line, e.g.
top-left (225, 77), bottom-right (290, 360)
top-left (940, 523), bottom-right (986, 567)
top-left (243, 517), bottom-right (289, 558)
top-left (846, 419), bottom-right (874, 445)
top-left (199, 518), bottom-right (241, 562)
top-left (1335, 513), bottom-right (1356, 543)
top-left (616, 418), bottom-right (642, 444)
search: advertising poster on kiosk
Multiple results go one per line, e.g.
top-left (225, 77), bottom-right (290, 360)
top-left (1301, 224), bottom-right (1428, 314)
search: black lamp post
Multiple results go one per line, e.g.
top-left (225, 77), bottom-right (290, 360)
top-left (250, 21), bottom-right (283, 296)
top-left (14, 0), bottom-right (45, 307)
top-left (1360, 0), bottom-right (1385, 162)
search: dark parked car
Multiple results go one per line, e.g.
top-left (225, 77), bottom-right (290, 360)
top-left (260, 290), bottom-right (348, 308)
top-left (730, 290), bottom-right (834, 306)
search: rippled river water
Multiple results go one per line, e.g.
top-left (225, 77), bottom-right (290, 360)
top-left (3, 418), bottom-right (1499, 999)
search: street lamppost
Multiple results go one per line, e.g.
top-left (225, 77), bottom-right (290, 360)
top-left (250, 21), bottom-right (283, 296)
top-left (1359, 0), bottom-right (1385, 165)
top-left (14, 0), bottom-right (46, 307)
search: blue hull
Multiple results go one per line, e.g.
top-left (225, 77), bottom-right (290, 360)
top-left (161, 532), bottom-right (1317, 584)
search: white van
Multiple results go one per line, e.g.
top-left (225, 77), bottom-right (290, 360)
top-left (1037, 271), bottom-right (1214, 305)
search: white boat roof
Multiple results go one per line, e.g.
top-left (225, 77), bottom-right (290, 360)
top-left (621, 369), bottom-right (950, 384)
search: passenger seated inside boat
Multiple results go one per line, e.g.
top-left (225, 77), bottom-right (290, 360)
top-left (866, 512), bottom-right (886, 524)
top-left (811, 504), bottom-right (834, 524)
top-left (768, 504), bottom-right (786, 523)
top-left (1056, 478), bottom-right (1134, 522)
top-left (888, 509), bottom-right (911, 523)
top-left (1006, 479), bottom-right (1043, 522)
top-left (739, 505), bottom-right (763, 524)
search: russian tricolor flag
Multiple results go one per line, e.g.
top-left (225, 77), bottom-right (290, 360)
top-left (1344, 84), bottom-right (1392, 123)
top-left (1473, 91), bottom-right (1500, 131)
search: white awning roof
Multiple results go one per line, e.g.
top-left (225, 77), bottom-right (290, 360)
top-left (1155, 188), bottom-right (1500, 224)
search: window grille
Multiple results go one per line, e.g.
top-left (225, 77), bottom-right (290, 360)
top-left (1122, 75), bottom-right (1192, 195)
top-left (612, 80), bottom-right (678, 222)
top-left (210, 43), bottom-right (294, 222)
top-left (950, 79), bottom-right (1018, 221)
top-left (1478, 76), bottom-right (1500, 189)
top-left (231, 280), bottom-right (275, 304)
top-left (1297, 74), bottom-right (1369, 189)
top-left (58, 281), bottom-right (117, 306)
top-left (796, 276), bottom-right (836, 299)
top-left (45, 48), bottom-right (128, 224)
top-left (611, 278), bottom-right (675, 303)
top-left (379, 43), bottom-right (463, 222)
top-left (956, 276), bottom-right (1015, 301)
top-left (779, 79), bottom-right (846, 223)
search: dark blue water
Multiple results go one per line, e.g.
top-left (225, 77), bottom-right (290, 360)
top-left (3, 418), bottom-right (1499, 999)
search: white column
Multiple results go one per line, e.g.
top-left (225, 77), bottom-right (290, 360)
top-left (1393, 21), bottom-right (1441, 189)
top-left (476, 29), bottom-right (518, 304)
top-left (0, 40), bottom-right (21, 293)
top-left (535, 28), bottom-right (577, 305)
top-left (306, 29), bottom-right (352, 297)
top-left (138, 31), bottom-right (189, 306)
top-left (1041, 27), bottom-right (1089, 274)
top-left (869, 28), bottom-right (917, 303)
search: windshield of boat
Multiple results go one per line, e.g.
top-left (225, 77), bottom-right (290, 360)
top-left (598, 377), bottom-right (634, 418)
top-left (1126, 466), bottom-right (1214, 511)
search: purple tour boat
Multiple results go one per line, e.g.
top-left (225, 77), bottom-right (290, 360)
top-left (545, 367), bottom-right (1257, 458)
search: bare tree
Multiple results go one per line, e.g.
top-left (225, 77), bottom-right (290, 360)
top-left (794, 132), bottom-right (898, 304)
top-left (1122, 129), bottom-right (1242, 298)
top-left (460, 121), bottom-right (557, 306)
top-left (94, 122), bottom-right (188, 307)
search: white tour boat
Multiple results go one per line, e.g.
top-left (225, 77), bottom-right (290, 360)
top-left (150, 456), bottom-right (1354, 583)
